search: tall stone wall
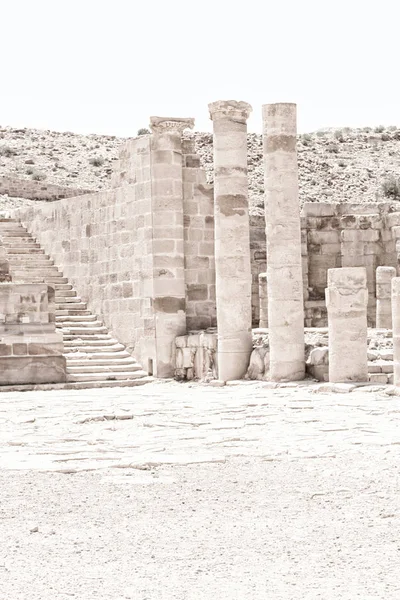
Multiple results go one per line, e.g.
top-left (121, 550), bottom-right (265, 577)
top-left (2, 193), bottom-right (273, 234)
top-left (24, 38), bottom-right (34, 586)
top-left (0, 176), bottom-right (92, 201)
top-left (249, 201), bottom-right (400, 328)
top-left (181, 139), bottom-right (216, 331)
top-left (13, 121), bottom-right (216, 376)
top-left (302, 202), bottom-right (396, 327)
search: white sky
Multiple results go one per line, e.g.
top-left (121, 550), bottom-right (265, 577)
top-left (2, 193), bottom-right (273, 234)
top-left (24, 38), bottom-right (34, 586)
top-left (2, 0), bottom-right (399, 137)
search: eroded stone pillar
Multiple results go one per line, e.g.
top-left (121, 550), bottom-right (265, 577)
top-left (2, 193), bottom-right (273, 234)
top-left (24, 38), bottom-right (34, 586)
top-left (326, 267), bottom-right (368, 383)
top-left (147, 116), bottom-right (194, 377)
top-left (392, 278), bottom-right (400, 385)
top-left (208, 100), bottom-right (253, 381)
top-left (376, 266), bottom-right (396, 329)
top-left (262, 103), bottom-right (305, 381)
top-left (258, 272), bottom-right (268, 328)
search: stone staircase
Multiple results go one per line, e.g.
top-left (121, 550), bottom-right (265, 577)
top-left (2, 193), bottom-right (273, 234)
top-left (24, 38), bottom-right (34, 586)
top-left (0, 218), bottom-right (152, 389)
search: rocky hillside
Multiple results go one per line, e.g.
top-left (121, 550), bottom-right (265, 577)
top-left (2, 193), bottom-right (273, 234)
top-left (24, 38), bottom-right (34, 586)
top-left (1, 124), bottom-right (400, 214)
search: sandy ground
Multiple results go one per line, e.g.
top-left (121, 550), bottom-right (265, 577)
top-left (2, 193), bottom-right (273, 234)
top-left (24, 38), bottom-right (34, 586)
top-left (1, 381), bottom-right (400, 599)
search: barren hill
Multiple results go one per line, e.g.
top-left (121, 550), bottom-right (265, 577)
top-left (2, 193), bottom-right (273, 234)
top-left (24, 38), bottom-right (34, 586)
top-left (1, 124), bottom-right (400, 213)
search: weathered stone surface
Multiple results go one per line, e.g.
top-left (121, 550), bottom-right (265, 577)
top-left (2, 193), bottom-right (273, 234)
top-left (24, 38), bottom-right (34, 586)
top-left (376, 266), bottom-right (396, 328)
top-left (149, 117), bottom-right (195, 134)
top-left (209, 100), bottom-right (253, 381)
top-left (258, 272), bottom-right (268, 328)
top-left (263, 103), bottom-right (305, 381)
top-left (326, 268), bottom-right (368, 382)
top-left (0, 355), bottom-right (66, 385)
top-left (0, 283), bottom-right (66, 385)
top-left (174, 329), bottom-right (217, 381)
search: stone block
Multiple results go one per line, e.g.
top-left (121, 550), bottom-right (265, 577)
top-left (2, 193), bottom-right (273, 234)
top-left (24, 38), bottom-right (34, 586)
top-left (387, 213), bottom-right (400, 228)
top-left (301, 203), bottom-right (338, 217)
top-left (368, 373), bottom-right (388, 384)
top-left (0, 355), bottom-right (66, 386)
top-left (341, 229), bottom-right (380, 242)
top-left (187, 284), bottom-right (208, 302)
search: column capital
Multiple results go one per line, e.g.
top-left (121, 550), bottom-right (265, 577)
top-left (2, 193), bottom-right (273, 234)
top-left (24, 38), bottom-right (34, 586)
top-left (208, 100), bottom-right (252, 123)
top-left (149, 116), bottom-right (195, 134)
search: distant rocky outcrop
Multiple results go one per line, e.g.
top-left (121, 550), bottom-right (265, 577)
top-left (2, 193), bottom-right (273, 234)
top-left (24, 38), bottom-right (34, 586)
top-left (1, 124), bottom-right (400, 213)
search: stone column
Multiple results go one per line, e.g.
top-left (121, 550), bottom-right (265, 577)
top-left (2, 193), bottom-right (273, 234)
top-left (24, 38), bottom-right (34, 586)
top-left (262, 103), bottom-right (305, 381)
top-left (258, 272), bottom-right (268, 328)
top-left (376, 266), bottom-right (396, 329)
top-left (392, 278), bottom-right (400, 385)
top-left (147, 116), bottom-right (194, 377)
top-left (325, 267), bottom-right (368, 383)
top-left (208, 100), bottom-right (253, 382)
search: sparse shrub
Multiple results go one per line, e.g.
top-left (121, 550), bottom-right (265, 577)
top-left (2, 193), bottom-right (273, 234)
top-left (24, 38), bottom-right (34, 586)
top-left (374, 125), bottom-right (385, 133)
top-left (26, 167), bottom-right (34, 175)
top-left (327, 144), bottom-right (339, 154)
top-left (388, 125), bottom-right (397, 131)
top-left (381, 133), bottom-right (391, 141)
top-left (363, 127), bottom-right (372, 133)
top-left (0, 145), bottom-right (17, 157)
top-left (315, 130), bottom-right (326, 137)
top-left (334, 129), bottom-right (344, 142)
top-left (301, 133), bottom-right (312, 146)
top-left (137, 128), bottom-right (150, 136)
top-left (89, 156), bottom-right (104, 167)
top-left (338, 160), bottom-right (346, 167)
top-left (382, 175), bottom-right (400, 199)
top-left (31, 171), bottom-right (46, 181)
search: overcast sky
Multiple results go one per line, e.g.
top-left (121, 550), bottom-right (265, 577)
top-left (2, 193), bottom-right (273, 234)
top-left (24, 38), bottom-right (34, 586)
top-left (2, 0), bottom-right (399, 137)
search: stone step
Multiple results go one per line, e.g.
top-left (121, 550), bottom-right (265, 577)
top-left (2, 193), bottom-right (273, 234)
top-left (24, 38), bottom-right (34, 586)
top-left (12, 268), bottom-right (61, 276)
top-left (67, 370), bottom-right (148, 382)
top-left (63, 335), bottom-right (115, 344)
top-left (63, 345), bottom-right (127, 355)
top-left (5, 248), bottom-right (45, 254)
top-left (7, 252), bottom-right (50, 258)
top-left (0, 232), bottom-right (31, 237)
top-left (3, 241), bottom-right (40, 247)
top-left (59, 325), bottom-right (108, 335)
top-left (56, 309), bottom-right (91, 317)
top-left (55, 290), bottom-right (77, 298)
top-left (67, 363), bottom-right (142, 374)
top-left (54, 284), bottom-right (73, 291)
top-left (56, 301), bottom-right (87, 310)
top-left (66, 356), bottom-right (137, 366)
top-left (55, 296), bottom-right (82, 303)
top-left (46, 276), bottom-right (68, 283)
top-left (8, 259), bottom-right (54, 266)
top-left (56, 314), bottom-right (98, 323)
top-left (0, 377), bottom-right (153, 392)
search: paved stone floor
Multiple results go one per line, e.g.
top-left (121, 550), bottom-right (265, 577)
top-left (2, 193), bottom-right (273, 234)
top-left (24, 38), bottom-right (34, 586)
top-left (1, 380), bottom-right (400, 599)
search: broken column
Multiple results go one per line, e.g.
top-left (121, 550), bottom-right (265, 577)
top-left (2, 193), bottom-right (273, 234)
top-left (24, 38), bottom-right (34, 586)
top-left (262, 103), bottom-right (305, 381)
top-left (325, 267), bottom-right (368, 383)
top-left (376, 266), bottom-right (396, 329)
top-left (392, 278), bottom-right (400, 385)
top-left (208, 100), bottom-right (253, 381)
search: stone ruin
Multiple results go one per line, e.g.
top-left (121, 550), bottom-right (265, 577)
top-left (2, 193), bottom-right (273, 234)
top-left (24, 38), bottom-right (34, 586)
top-left (1, 101), bottom-right (400, 389)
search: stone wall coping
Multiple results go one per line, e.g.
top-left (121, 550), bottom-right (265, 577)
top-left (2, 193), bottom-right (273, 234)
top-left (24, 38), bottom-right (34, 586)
top-left (149, 116), bottom-right (195, 134)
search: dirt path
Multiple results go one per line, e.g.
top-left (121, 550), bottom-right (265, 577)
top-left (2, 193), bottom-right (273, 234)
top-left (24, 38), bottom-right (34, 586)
top-left (1, 381), bottom-right (399, 599)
